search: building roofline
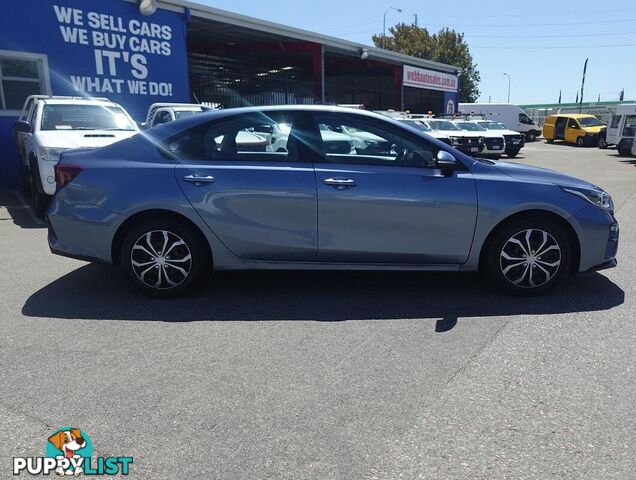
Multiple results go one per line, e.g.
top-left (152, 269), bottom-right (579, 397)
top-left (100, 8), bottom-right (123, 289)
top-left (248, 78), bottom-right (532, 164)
top-left (158, 0), bottom-right (462, 75)
top-left (521, 100), bottom-right (636, 109)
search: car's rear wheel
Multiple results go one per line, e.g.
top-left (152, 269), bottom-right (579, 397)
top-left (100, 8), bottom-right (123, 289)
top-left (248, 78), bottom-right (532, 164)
top-left (484, 217), bottom-right (571, 295)
top-left (121, 219), bottom-right (209, 297)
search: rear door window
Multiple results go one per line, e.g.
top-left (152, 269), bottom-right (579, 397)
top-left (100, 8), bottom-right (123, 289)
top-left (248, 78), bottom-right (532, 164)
top-left (163, 112), bottom-right (310, 163)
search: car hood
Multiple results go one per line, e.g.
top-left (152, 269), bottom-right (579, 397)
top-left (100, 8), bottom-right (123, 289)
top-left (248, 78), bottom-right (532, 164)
top-left (433, 129), bottom-right (464, 136)
top-left (493, 161), bottom-right (595, 189)
top-left (582, 125), bottom-right (606, 134)
top-left (37, 130), bottom-right (138, 149)
top-left (495, 129), bottom-right (523, 136)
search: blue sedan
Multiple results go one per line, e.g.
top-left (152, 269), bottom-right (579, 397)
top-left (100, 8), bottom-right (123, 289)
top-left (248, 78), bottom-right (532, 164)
top-left (47, 106), bottom-right (619, 296)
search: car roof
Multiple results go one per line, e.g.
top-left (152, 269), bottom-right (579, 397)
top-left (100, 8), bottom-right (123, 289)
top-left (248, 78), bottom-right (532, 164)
top-left (548, 113), bottom-right (597, 119)
top-left (41, 98), bottom-right (120, 107)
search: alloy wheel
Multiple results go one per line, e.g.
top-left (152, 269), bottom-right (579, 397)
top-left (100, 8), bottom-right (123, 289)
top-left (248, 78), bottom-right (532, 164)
top-left (499, 229), bottom-right (561, 289)
top-left (130, 230), bottom-right (192, 290)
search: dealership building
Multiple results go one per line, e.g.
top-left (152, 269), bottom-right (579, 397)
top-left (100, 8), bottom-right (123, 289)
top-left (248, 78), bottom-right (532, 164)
top-left (0, 0), bottom-right (461, 189)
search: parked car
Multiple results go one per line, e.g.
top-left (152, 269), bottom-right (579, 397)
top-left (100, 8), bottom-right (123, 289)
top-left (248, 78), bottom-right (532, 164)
top-left (13, 97), bottom-right (139, 217)
top-left (419, 118), bottom-right (485, 155)
top-left (474, 120), bottom-right (525, 158)
top-left (265, 122), bottom-right (355, 154)
top-left (47, 106), bottom-right (618, 297)
top-left (145, 103), bottom-right (212, 128)
top-left (459, 103), bottom-right (543, 141)
top-left (452, 119), bottom-right (506, 159)
top-left (543, 114), bottom-right (606, 147)
top-left (598, 104), bottom-right (636, 155)
top-left (392, 118), bottom-right (453, 146)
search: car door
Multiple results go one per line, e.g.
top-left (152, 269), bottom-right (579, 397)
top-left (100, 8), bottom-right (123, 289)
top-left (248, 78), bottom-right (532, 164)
top-left (565, 118), bottom-right (581, 143)
top-left (172, 111), bottom-right (318, 261)
top-left (607, 114), bottom-right (622, 144)
top-left (311, 113), bottom-right (478, 264)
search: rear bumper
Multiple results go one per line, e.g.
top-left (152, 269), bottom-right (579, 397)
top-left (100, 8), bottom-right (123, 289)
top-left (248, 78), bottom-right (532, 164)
top-left (47, 193), bottom-right (124, 264)
top-left (47, 216), bottom-right (108, 263)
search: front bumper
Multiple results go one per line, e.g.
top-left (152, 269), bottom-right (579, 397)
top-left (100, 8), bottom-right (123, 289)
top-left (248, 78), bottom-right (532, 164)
top-left (572, 204), bottom-right (619, 272)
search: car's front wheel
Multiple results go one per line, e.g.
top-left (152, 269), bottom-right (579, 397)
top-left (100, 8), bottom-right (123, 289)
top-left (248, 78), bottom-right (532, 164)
top-left (485, 217), bottom-right (571, 295)
top-left (30, 169), bottom-right (49, 218)
top-left (121, 219), bottom-right (209, 297)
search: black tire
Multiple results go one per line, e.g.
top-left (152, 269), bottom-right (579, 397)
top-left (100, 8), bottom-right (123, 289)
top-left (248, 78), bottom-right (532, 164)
top-left (545, 138), bottom-right (554, 144)
top-left (617, 146), bottom-right (631, 156)
top-left (30, 168), bottom-right (48, 219)
top-left (526, 131), bottom-right (537, 142)
top-left (506, 148), bottom-right (520, 158)
top-left (598, 136), bottom-right (607, 149)
top-left (20, 162), bottom-right (32, 197)
top-left (120, 218), bottom-right (210, 297)
top-left (483, 217), bottom-right (571, 296)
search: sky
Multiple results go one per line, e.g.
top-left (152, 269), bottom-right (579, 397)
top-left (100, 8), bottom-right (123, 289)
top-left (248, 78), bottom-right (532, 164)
top-left (197, 0), bottom-right (635, 105)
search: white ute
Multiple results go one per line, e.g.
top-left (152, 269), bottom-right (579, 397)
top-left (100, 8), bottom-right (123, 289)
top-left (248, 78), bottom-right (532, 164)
top-left (144, 103), bottom-right (212, 128)
top-left (452, 119), bottom-right (506, 159)
top-left (13, 96), bottom-right (139, 217)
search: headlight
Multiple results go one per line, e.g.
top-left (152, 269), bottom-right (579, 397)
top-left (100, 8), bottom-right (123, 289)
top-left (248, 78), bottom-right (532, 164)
top-left (450, 136), bottom-right (462, 145)
top-left (39, 147), bottom-right (66, 162)
top-left (561, 185), bottom-right (613, 209)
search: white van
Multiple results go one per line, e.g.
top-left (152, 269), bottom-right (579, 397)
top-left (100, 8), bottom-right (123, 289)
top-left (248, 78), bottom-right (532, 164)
top-left (598, 104), bottom-right (636, 155)
top-left (459, 103), bottom-right (542, 141)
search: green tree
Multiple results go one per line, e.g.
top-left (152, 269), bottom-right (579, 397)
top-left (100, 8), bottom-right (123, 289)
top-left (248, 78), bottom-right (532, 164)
top-left (373, 24), bottom-right (481, 103)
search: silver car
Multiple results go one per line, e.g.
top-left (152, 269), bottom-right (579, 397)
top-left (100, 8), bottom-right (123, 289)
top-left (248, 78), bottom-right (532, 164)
top-left (48, 106), bottom-right (619, 297)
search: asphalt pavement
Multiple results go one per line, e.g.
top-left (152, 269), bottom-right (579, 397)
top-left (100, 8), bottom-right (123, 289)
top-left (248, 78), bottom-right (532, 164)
top-left (0, 142), bottom-right (634, 479)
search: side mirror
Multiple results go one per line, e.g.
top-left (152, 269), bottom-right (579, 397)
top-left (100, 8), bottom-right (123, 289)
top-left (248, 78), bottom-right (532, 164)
top-left (13, 120), bottom-right (31, 133)
top-left (138, 122), bottom-right (149, 130)
top-left (436, 150), bottom-right (458, 168)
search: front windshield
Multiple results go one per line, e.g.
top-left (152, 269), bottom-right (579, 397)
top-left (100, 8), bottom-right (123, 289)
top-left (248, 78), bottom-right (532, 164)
top-left (427, 120), bottom-right (460, 131)
top-left (478, 121), bottom-right (505, 130)
top-left (578, 116), bottom-right (604, 127)
top-left (174, 110), bottom-right (201, 120)
top-left (41, 104), bottom-right (136, 131)
top-left (400, 119), bottom-right (431, 132)
top-left (456, 122), bottom-right (486, 132)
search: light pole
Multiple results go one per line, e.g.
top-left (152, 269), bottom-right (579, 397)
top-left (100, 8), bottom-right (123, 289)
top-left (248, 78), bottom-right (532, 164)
top-left (503, 72), bottom-right (511, 103)
top-left (383, 7), bottom-right (402, 49)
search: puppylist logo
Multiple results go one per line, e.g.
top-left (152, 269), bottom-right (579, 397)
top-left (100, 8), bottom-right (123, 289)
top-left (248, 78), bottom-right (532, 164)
top-left (13, 427), bottom-right (133, 476)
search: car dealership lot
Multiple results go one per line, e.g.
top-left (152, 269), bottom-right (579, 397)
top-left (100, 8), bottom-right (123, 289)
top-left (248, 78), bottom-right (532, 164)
top-left (1, 143), bottom-right (634, 479)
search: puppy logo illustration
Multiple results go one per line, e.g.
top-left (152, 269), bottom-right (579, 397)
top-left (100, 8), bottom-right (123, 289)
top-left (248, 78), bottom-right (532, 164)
top-left (46, 427), bottom-right (92, 477)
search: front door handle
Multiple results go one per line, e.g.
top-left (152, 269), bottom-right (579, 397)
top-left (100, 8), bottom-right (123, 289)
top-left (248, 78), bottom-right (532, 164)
top-left (183, 174), bottom-right (215, 186)
top-left (323, 177), bottom-right (356, 188)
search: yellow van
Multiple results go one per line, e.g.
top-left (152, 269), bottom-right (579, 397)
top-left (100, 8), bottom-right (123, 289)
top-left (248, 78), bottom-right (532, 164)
top-left (543, 114), bottom-right (606, 147)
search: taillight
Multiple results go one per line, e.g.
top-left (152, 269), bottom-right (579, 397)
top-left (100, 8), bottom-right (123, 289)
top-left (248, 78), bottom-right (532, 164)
top-left (54, 164), bottom-right (82, 188)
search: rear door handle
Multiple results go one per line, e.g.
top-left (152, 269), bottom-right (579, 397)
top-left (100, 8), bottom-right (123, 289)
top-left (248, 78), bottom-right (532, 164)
top-left (183, 174), bottom-right (215, 185)
top-left (323, 177), bottom-right (356, 188)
